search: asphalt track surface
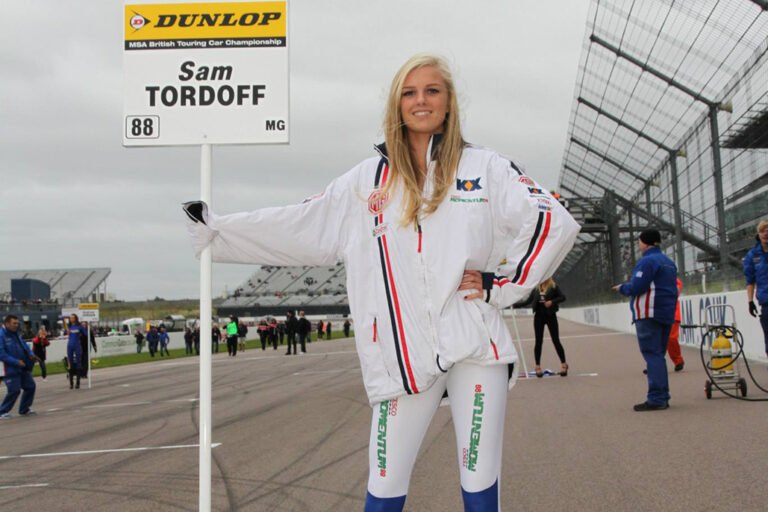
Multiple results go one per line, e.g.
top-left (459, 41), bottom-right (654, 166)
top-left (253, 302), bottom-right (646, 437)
top-left (1, 317), bottom-right (766, 511)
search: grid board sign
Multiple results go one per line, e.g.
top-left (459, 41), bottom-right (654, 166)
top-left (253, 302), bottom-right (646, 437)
top-left (123, 0), bottom-right (289, 146)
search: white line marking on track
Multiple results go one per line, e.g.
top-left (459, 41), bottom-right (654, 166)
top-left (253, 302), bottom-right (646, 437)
top-left (155, 350), bottom-right (359, 367)
top-left (0, 443), bottom-right (222, 460)
top-left (292, 369), bottom-right (360, 376)
top-left (83, 402), bottom-right (151, 409)
top-left (0, 483), bottom-right (49, 490)
top-left (519, 372), bottom-right (599, 381)
top-left (517, 332), bottom-right (626, 343)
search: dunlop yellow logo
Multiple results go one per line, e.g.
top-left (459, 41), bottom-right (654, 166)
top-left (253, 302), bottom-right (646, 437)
top-left (125, 2), bottom-right (286, 42)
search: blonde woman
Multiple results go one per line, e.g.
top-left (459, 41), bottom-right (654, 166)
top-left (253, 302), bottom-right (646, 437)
top-left (524, 278), bottom-right (568, 377)
top-left (32, 326), bottom-right (51, 381)
top-left (184, 54), bottom-right (579, 511)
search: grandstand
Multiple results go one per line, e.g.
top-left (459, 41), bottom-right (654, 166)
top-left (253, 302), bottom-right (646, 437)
top-left (218, 263), bottom-right (349, 317)
top-left (0, 267), bottom-right (111, 305)
top-left (556, 0), bottom-right (768, 305)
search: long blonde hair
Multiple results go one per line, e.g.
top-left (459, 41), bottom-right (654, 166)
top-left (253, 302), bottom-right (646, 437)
top-left (539, 278), bottom-right (556, 293)
top-left (383, 54), bottom-right (465, 227)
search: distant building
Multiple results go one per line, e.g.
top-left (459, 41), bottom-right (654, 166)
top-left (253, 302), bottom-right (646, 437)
top-left (0, 268), bottom-right (111, 337)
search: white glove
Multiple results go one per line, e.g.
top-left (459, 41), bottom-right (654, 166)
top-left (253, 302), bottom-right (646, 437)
top-left (182, 201), bottom-right (218, 259)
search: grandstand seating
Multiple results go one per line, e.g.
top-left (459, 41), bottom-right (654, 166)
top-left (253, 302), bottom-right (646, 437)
top-left (219, 263), bottom-right (348, 316)
top-left (0, 268), bottom-right (110, 304)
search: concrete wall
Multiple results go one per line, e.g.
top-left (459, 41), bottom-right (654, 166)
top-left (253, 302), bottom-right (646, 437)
top-left (558, 290), bottom-right (767, 362)
top-left (41, 331), bottom-right (186, 361)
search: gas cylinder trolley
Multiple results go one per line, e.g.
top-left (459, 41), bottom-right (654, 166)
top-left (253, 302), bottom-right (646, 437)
top-left (696, 304), bottom-right (747, 399)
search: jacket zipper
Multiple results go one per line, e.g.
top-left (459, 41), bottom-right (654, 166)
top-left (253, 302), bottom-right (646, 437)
top-left (417, 219), bottom-right (436, 351)
top-left (417, 224), bottom-right (422, 254)
top-left (419, 153), bottom-right (438, 354)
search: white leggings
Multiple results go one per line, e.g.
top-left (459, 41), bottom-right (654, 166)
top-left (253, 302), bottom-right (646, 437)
top-left (366, 363), bottom-right (508, 511)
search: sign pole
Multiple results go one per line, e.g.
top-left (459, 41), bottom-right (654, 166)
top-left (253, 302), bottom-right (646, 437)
top-left (199, 142), bottom-right (213, 512)
top-left (87, 324), bottom-right (92, 389)
top-left (510, 309), bottom-right (529, 377)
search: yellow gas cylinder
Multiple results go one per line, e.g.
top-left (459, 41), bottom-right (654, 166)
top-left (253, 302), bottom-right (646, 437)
top-left (711, 330), bottom-right (734, 374)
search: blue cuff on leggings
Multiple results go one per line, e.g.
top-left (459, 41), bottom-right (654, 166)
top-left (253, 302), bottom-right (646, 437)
top-left (365, 492), bottom-right (406, 512)
top-left (462, 480), bottom-right (498, 512)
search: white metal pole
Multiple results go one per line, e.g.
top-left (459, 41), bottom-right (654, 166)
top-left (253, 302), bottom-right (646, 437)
top-left (199, 143), bottom-right (213, 512)
top-left (510, 309), bottom-right (529, 378)
top-left (87, 324), bottom-right (92, 389)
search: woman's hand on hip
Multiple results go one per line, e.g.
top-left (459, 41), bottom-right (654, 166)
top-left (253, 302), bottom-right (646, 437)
top-left (459, 270), bottom-right (484, 300)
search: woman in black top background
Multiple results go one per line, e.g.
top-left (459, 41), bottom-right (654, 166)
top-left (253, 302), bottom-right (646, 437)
top-left (525, 278), bottom-right (568, 377)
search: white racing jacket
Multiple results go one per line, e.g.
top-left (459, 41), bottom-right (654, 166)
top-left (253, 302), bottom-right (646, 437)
top-left (185, 136), bottom-right (580, 404)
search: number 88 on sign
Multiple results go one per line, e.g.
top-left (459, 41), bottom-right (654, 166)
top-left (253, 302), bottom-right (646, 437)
top-left (125, 115), bottom-right (160, 139)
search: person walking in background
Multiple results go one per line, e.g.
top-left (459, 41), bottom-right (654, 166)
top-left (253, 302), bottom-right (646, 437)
top-left (316, 320), bottom-right (324, 341)
top-left (65, 314), bottom-right (86, 389)
top-left (744, 219), bottom-right (768, 358)
top-left (666, 278), bottom-right (685, 372)
top-left (343, 319), bottom-right (351, 338)
top-left (522, 278), bottom-right (568, 378)
top-left (0, 315), bottom-right (38, 418)
top-left (193, 326), bottom-right (200, 355)
top-left (183, 327), bottom-right (193, 355)
top-left (135, 329), bottom-right (145, 354)
top-left (32, 327), bottom-right (50, 381)
top-left (258, 320), bottom-right (269, 350)
top-left (146, 326), bottom-right (160, 358)
top-left (285, 310), bottom-right (298, 355)
top-left (183, 53), bottom-right (579, 510)
top-left (158, 326), bottom-right (170, 357)
top-left (80, 321), bottom-right (97, 378)
top-left (277, 320), bottom-right (285, 345)
top-left (613, 229), bottom-right (678, 412)
top-left (297, 311), bottom-right (311, 354)
top-left (268, 318), bottom-right (278, 350)
top-left (211, 324), bottom-right (221, 354)
top-left (238, 322), bottom-right (248, 353)
top-left (226, 316), bottom-right (239, 356)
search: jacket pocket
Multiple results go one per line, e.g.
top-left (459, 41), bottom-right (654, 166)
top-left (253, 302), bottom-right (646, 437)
top-left (436, 293), bottom-right (491, 366)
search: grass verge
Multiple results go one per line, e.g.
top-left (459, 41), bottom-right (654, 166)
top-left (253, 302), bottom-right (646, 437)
top-left (31, 330), bottom-right (354, 378)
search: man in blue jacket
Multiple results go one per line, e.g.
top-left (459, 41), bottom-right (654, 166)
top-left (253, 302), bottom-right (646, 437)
top-left (613, 229), bottom-right (678, 411)
top-left (744, 219), bottom-right (768, 358)
top-left (0, 314), bottom-right (38, 418)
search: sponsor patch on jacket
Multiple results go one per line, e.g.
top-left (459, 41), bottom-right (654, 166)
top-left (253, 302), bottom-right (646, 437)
top-left (536, 198), bottom-right (552, 211)
top-left (372, 223), bottom-right (388, 238)
top-left (456, 177), bottom-right (482, 191)
top-left (636, 271), bottom-right (643, 277)
top-left (450, 195), bottom-right (488, 204)
top-left (518, 176), bottom-right (535, 186)
top-left (368, 189), bottom-right (389, 215)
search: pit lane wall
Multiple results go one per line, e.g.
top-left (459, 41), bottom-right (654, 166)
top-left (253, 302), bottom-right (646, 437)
top-left (558, 290), bottom-right (768, 363)
top-left (41, 331), bottom-right (186, 361)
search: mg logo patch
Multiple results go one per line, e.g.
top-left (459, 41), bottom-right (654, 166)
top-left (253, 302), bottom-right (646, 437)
top-left (368, 189), bottom-right (389, 215)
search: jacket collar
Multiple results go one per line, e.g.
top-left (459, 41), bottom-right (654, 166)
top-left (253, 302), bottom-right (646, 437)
top-left (374, 133), bottom-right (444, 164)
top-left (643, 246), bottom-right (662, 257)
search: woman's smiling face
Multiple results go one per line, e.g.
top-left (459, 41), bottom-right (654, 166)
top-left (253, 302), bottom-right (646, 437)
top-left (399, 65), bottom-right (450, 136)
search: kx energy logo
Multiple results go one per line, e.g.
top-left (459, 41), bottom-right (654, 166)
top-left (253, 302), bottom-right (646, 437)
top-left (464, 384), bottom-right (485, 472)
top-left (125, 2), bottom-right (287, 49)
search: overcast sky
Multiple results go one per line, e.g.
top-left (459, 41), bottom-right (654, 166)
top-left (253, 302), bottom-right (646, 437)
top-left (0, 0), bottom-right (591, 300)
